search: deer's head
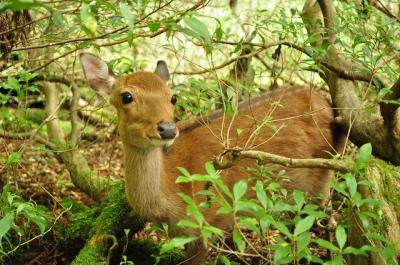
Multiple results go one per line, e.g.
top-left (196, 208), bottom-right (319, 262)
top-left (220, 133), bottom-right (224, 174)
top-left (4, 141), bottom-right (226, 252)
top-left (80, 53), bottom-right (178, 149)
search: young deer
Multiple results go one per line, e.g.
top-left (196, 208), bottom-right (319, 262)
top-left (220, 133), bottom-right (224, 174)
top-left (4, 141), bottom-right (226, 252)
top-left (80, 53), bottom-right (343, 264)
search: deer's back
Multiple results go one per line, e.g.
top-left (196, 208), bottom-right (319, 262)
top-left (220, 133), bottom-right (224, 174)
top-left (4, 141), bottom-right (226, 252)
top-left (165, 87), bottom-right (340, 219)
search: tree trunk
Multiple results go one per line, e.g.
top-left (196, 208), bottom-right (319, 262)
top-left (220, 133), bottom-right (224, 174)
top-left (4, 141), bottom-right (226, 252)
top-left (301, 1), bottom-right (400, 263)
top-left (347, 159), bottom-right (400, 265)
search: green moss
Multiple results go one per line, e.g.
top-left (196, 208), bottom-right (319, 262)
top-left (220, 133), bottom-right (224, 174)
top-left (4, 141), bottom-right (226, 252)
top-left (54, 198), bottom-right (100, 261)
top-left (369, 159), bottom-right (400, 221)
top-left (71, 236), bottom-right (107, 265)
top-left (71, 184), bottom-right (145, 263)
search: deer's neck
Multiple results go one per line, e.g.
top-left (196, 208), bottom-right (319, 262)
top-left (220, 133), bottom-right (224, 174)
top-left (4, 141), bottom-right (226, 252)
top-left (124, 146), bottom-right (176, 221)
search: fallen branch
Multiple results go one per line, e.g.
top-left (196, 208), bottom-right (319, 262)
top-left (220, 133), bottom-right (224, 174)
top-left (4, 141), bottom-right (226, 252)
top-left (213, 148), bottom-right (351, 172)
top-left (0, 129), bottom-right (56, 149)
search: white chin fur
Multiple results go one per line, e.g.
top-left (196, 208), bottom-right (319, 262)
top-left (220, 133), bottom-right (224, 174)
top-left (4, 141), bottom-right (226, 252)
top-left (149, 138), bottom-right (175, 147)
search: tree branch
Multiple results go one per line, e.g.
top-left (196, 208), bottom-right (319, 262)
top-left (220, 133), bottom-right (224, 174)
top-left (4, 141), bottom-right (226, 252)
top-left (368, 0), bottom-right (400, 24)
top-left (213, 149), bottom-right (351, 172)
top-left (43, 81), bottom-right (111, 200)
top-left (302, 0), bottom-right (400, 165)
top-left (216, 39), bottom-right (390, 88)
top-left (380, 77), bottom-right (400, 125)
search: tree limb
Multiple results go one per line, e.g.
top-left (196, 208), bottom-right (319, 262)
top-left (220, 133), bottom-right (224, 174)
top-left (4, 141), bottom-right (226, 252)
top-left (213, 148), bottom-right (351, 172)
top-left (43, 81), bottom-right (111, 200)
top-left (302, 0), bottom-right (400, 165)
top-left (216, 39), bottom-right (390, 88)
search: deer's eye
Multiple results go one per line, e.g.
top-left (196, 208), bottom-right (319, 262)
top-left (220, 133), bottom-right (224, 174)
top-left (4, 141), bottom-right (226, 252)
top-left (121, 92), bottom-right (134, 104)
top-left (171, 94), bottom-right (177, 105)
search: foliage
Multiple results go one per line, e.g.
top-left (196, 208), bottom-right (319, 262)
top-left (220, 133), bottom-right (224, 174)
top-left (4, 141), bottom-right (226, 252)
top-left (0, 184), bottom-right (53, 260)
top-left (157, 144), bottom-right (396, 264)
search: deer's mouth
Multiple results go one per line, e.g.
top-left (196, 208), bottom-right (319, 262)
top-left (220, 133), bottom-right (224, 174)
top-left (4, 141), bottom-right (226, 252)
top-left (147, 137), bottom-right (176, 148)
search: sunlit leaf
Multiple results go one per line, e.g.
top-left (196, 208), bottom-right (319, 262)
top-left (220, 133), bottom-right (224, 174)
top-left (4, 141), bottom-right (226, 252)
top-left (233, 180), bottom-right (247, 201)
top-left (0, 213), bottom-right (14, 245)
top-left (336, 225), bottom-right (347, 249)
top-left (160, 236), bottom-right (197, 254)
top-left (294, 215), bottom-right (315, 236)
top-left (232, 227), bottom-right (245, 253)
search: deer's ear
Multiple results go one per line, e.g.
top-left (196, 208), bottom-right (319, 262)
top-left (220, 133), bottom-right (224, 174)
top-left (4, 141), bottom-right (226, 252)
top-left (80, 53), bottom-right (115, 96)
top-left (154, 60), bottom-right (170, 81)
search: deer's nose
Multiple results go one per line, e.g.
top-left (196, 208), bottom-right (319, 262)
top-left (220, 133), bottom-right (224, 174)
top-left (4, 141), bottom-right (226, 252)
top-left (157, 122), bottom-right (177, 139)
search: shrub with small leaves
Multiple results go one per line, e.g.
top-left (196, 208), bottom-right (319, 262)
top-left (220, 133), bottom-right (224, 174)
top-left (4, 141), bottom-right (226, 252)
top-left (0, 184), bottom-right (53, 259)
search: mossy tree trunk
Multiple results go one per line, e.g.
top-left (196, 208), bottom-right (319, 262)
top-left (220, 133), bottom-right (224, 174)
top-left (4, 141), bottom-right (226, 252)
top-left (347, 159), bottom-right (400, 265)
top-left (71, 184), bottom-right (144, 264)
top-left (301, 1), bottom-right (400, 263)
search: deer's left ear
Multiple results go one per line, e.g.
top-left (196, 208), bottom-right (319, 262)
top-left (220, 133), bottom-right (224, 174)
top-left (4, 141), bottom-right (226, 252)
top-left (154, 60), bottom-right (170, 81)
top-left (80, 52), bottom-right (116, 96)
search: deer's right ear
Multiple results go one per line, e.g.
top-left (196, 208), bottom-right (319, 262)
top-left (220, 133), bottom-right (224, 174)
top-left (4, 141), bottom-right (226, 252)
top-left (79, 53), bottom-right (115, 96)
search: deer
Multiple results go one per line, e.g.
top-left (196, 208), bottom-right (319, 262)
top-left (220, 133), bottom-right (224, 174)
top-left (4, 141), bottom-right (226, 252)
top-left (80, 53), bottom-right (344, 265)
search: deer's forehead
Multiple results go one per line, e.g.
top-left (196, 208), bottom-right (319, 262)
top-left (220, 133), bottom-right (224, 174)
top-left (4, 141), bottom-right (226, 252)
top-left (114, 71), bottom-right (171, 93)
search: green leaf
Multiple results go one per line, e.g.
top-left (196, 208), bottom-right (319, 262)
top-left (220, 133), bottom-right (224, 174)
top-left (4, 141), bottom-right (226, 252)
top-left (266, 215), bottom-right (292, 238)
top-left (119, 2), bottom-right (135, 30)
top-left (175, 176), bottom-right (192, 183)
top-left (183, 16), bottom-right (212, 53)
top-left (6, 152), bottom-right (21, 165)
top-left (148, 21), bottom-right (160, 32)
top-left (219, 255), bottom-right (231, 265)
top-left (202, 225), bottom-right (224, 237)
top-left (233, 180), bottom-right (247, 201)
top-left (382, 245), bottom-right (396, 261)
top-left (97, 0), bottom-right (118, 12)
top-left (232, 227), bottom-right (245, 253)
top-left (205, 162), bottom-right (216, 176)
top-left (127, 30), bottom-right (134, 47)
top-left (176, 219), bottom-right (198, 229)
top-left (6, 76), bottom-right (20, 92)
top-left (344, 173), bottom-right (357, 197)
top-left (0, 0), bottom-right (46, 12)
top-left (336, 225), bottom-right (347, 249)
top-left (215, 179), bottom-right (233, 199)
top-left (324, 255), bottom-right (344, 265)
top-left (216, 206), bottom-right (232, 215)
top-left (293, 190), bottom-right (304, 210)
top-left (80, 4), bottom-right (97, 37)
top-left (0, 213), bottom-right (14, 244)
top-left (296, 232), bottom-right (310, 253)
top-left (294, 215), bottom-right (315, 236)
top-left (235, 200), bottom-right (263, 214)
top-left (16, 202), bottom-right (30, 216)
top-left (51, 11), bottom-right (64, 27)
top-left (160, 236), bottom-right (197, 254)
top-left (273, 243), bottom-right (292, 264)
top-left (31, 215), bottom-right (48, 234)
top-left (260, 214), bottom-right (270, 234)
top-left (178, 193), bottom-right (204, 224)
top-left (184, 17), bottom-right (211, 44)
top-left (177, 167), bottom-right (191, 177)
top-left (343, 246), bottom-right (368, 256)
top-left (238, 217), bottom-right (260, 236)
top-left (178, 193), bottom-right (196, 208)
top-left (364, 232), bottom-right (387, 242)
top-left (314, 239), bottom-right (339, 251)
top-left (356, 143), bottom-right (372, 167)
top-left (255, 181), bottom-right (268, 209)
top-left (215, 27), bottom-right (223, 41)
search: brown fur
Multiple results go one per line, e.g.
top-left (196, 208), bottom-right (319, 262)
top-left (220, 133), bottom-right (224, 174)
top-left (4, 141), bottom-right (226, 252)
top-left (80, 54), bottom-right (343, 264)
